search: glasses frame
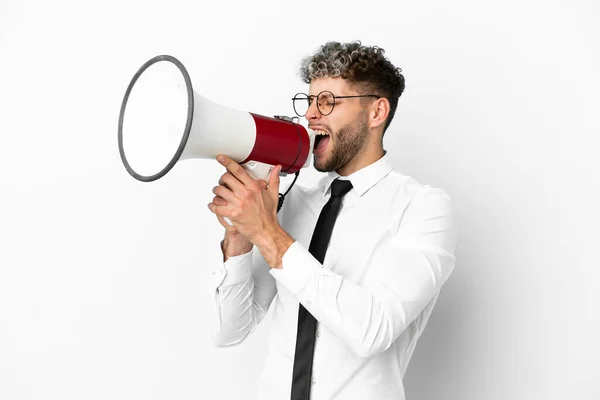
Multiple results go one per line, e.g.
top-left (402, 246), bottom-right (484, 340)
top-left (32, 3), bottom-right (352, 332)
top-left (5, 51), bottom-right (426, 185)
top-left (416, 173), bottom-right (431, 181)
top-left (292, 90), bottom-right (381, 117)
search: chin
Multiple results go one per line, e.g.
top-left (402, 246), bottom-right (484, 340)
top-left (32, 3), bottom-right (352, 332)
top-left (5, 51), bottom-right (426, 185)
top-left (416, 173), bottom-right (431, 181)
top-left (313, 161), bottom-right (328, 173)
top-left (313, 156), bottom-right (330, 173)
top-left (314, 154), bottom-right (345, 173)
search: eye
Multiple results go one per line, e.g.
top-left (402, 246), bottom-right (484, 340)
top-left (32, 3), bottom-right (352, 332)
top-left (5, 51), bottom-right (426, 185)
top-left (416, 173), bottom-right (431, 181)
top-left (318, 92), bottom-right (335, 105)
top-left (319, 100), bottom-right (334, 107)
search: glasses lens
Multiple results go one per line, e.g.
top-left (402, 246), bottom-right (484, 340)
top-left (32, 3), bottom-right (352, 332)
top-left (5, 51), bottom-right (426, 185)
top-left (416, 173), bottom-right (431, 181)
top-left (317, 91), bottom-right (334, 115)
top-left (292, 93), bottom-right (309, 117)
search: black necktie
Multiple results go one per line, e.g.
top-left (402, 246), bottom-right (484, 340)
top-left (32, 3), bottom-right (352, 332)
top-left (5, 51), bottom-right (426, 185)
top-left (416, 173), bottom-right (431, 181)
top-left (290, 179), bottom-right (354, 400)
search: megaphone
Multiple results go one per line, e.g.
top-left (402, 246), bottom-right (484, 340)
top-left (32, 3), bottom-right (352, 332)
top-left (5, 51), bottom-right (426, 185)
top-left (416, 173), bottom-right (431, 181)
top-left (118, 55), bottom-right (315, 184)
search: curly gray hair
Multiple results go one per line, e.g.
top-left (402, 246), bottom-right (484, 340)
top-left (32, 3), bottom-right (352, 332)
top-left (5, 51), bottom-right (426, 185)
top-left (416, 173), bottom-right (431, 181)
top-left (299, 41), bottom-right (405, 133)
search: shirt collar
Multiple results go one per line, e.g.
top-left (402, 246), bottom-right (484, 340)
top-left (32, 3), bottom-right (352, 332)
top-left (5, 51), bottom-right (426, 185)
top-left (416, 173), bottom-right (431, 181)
top-left (321, 152), bottom-right (393, 197)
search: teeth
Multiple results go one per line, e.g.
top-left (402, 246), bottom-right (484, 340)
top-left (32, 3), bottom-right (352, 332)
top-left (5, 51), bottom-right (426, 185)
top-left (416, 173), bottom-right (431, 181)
top-left (314, 130), bottom-right (329, 136)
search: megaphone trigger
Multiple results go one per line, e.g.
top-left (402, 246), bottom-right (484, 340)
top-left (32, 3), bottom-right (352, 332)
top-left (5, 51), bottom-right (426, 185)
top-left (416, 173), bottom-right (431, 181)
top-left (242, 161), bottom-right (275, 182)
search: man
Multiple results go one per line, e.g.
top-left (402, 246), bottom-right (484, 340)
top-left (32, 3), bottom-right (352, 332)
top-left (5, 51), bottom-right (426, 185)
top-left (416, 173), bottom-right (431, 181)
top-left (206, 41), bottom-right (457, 400)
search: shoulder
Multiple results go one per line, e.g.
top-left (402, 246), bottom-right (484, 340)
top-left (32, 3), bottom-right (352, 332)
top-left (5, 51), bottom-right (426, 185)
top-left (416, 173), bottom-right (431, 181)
top-left (376, 169), bottom-right (451, 201)
top-left (379, 170), bottom-right (454, 221)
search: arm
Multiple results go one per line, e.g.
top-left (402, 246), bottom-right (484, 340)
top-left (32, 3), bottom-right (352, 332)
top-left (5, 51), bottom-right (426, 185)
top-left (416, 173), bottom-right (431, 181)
top-left (205, 156), bottom-right (282, 348)
top-left (269, 188), bottom-right (457, 358)
top-left (206, 231), bottom-right (277, 347)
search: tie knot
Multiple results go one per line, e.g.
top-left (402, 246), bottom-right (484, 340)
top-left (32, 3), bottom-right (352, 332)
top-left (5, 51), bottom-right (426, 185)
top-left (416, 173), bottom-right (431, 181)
top-left (330, 179), bottom-right (353, 198)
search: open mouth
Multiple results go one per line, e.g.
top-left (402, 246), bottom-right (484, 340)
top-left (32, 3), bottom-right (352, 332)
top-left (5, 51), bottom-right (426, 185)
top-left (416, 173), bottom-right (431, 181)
top-left (313, 130), bottom-right (330, 153)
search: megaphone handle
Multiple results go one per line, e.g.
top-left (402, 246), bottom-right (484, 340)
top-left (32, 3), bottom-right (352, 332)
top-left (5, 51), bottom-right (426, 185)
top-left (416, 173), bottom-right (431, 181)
top-left (243, 160), bottom-right (275, 181)
top-left (223, 161), bottom-right (276, 226)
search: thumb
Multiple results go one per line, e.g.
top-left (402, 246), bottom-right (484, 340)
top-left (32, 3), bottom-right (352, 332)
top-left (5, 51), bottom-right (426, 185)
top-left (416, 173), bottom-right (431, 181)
top-left (269, 165), bottom-right (281, 193)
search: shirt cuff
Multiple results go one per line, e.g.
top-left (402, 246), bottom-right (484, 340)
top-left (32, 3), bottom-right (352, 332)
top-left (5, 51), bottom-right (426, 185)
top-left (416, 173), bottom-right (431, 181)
top-left (269, 241), bottom-right (327, 296)
top-left (213, 250), bottom-right (253, 287)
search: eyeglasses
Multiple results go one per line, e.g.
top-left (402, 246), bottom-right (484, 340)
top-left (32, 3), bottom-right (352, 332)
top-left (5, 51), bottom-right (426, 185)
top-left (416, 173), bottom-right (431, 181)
top-left (291, 91), bottom-right (381, 117)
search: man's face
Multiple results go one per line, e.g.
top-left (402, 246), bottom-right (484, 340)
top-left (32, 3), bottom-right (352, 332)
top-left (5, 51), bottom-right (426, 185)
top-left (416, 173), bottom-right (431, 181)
top-left (306, 78), bottom-right (370, 173)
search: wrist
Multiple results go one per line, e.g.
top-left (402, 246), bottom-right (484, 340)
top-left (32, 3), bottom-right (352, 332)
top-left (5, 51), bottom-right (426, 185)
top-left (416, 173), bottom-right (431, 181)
top-left (222, 232), bottom-right (253, 262)
top-left (253, 225), bottom-right (295, 269)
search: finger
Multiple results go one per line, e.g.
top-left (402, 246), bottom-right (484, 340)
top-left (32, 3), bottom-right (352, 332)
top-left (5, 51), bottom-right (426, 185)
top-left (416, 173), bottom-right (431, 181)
top-left (217, 155), bottom-right (255, 186)
top-left (213, 185), bottom-right (238, 205)
top-left (207, 202), bottom-right (232, 219)
top-left (219, 172), bottom-right (246, 193)
top-left (212, 195), bottom-right (228, 207)
top-left (216, 215), bottom-right (236, 230)
top-left (208, 202), bottom-right (235, 229)
top-left (256, 179), bottom-right (268, 190)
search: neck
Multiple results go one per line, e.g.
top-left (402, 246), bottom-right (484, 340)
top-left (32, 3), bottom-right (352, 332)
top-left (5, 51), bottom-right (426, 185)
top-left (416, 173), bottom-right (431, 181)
top-left (337, 143), bottom-right (385, 176)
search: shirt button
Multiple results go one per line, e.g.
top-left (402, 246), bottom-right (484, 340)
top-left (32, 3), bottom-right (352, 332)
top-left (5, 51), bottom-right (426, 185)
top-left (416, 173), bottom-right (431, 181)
top-left (315, 330), bottom-right (321, 338)
top-left (311, 377), bottom-right (317, 385)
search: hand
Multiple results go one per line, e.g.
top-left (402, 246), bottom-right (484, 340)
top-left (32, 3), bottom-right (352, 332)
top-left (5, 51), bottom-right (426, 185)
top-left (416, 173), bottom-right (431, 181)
top-left (207, 155), bottom-right (282, 246)
top-left (211, 194), bottom-right (253, 260)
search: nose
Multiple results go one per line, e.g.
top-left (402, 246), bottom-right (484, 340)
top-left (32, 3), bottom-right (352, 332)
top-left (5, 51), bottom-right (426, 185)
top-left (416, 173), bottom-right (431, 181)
top-left (304, 99), bottom-right (321, 122)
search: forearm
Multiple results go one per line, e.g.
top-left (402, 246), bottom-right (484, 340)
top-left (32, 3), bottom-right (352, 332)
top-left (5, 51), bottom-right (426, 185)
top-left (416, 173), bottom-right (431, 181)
top-left (211, 276), bottom-right (267, 347)
top-left (209, 246), bottom-right (276, 347)
top-left (270, 242), bottom-right (456, 358)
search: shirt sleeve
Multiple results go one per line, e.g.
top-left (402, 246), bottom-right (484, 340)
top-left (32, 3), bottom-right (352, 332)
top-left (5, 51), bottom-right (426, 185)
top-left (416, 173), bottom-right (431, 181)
top-left (269, 187), bottom-right (457, 358)
top-left (206, 244), bottom-right (277, 347)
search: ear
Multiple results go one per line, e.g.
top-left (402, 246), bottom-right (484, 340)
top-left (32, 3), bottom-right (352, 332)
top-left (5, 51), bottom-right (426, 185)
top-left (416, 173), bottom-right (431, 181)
top-left (369, 97), bottom-right (390, 130)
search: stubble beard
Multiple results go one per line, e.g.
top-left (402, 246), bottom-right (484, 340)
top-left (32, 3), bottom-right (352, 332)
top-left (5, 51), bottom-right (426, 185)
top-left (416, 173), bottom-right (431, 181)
top-left (314, 113), bottom-right (369, 173)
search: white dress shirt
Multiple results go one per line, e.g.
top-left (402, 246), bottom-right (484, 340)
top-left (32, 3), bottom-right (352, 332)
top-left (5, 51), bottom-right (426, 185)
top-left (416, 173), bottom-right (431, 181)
top-left (207, 153), bottom-right (458, 400)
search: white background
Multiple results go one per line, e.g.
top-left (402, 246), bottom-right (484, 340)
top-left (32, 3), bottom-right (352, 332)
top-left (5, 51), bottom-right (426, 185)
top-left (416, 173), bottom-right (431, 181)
top-left (1, 0), bottom-right (599, 399)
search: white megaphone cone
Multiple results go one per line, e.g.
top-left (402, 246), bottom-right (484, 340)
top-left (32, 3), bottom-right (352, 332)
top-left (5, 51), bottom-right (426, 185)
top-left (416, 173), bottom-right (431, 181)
top-left (118, 55), bottom-right (315, 183)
